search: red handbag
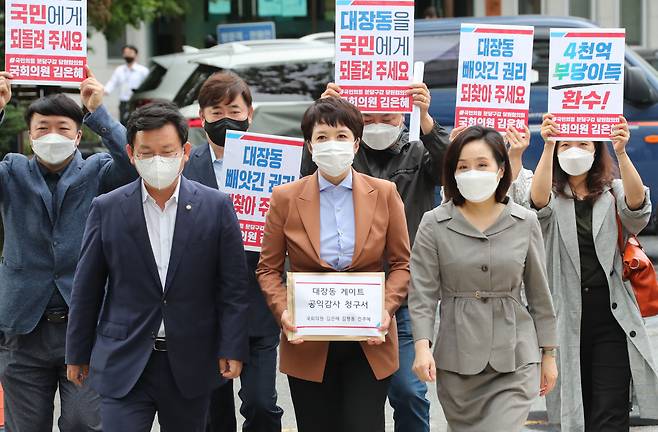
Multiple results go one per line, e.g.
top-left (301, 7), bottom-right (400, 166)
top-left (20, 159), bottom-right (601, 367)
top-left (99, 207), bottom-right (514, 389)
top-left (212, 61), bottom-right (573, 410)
top-left (613, 199), bottom-right (658, 317)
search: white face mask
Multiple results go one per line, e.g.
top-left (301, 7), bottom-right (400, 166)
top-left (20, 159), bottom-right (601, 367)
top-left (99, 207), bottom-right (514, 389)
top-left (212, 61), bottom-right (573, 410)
top-left (557, 146), bottom-right (595, 176)
top-left (311, 140), bottom-right (355, 178)
top-left (134, 155), bottom-right (183, 190)
top-left (455, 170), bottom-right (501, 203)
top-left (31, 133), bottom-right (77, 165)
top-left (362, 123), bottom-right (402, 150)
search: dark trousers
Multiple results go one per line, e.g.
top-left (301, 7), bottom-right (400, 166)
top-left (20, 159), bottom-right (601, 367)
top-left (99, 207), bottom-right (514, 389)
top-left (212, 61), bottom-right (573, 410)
top-left (0, 320), bottom-right (101, 432)
top-left (580, 285), bottom-right (631, 432)
top-left (207, 381), bottom-right (236, 432)
top-left (387, 306), bottom-right (430, 432)
top-left (288, 342), bottom-right (391, 432)
top-left (207, 334), bottom-right (283, 432)
top-left (100, 350), bottom-right (210, 432)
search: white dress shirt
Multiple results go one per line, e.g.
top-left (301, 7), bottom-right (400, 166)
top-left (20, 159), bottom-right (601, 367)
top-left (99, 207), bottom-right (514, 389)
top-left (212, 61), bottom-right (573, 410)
top-left (209, 143), bottom-right (224, 190)
top-left (105, 62), bottom-right (150, 102)
top-left (141, 179), bottom-right (180, 337)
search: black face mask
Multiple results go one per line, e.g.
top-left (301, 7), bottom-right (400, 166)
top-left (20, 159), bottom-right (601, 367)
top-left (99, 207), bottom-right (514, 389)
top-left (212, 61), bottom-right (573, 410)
top-left (204, 117), bottom-right (250, 147)
top-left (123, 57), bottom-right (135, 64)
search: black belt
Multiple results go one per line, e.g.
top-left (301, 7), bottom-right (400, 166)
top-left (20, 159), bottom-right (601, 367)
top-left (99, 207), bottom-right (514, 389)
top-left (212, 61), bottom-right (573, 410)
top-left (153, 337), bottom-right (167, 352)
top-left (43, 310), bottom-right (68, 323)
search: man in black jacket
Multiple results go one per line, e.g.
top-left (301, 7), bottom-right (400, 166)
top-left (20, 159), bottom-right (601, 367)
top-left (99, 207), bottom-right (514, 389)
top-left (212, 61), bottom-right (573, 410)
top-left (300, 82), bottom-right (449, 432)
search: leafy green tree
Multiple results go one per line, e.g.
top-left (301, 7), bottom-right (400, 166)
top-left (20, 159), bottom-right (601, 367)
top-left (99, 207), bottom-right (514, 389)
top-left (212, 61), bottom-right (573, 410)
top-left (88, 0), bottom-right (186, 40)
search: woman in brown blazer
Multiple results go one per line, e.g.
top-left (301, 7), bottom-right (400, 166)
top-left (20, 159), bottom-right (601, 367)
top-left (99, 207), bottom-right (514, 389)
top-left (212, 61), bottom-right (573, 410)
top-left (256, 97), bottom-right (410, 432)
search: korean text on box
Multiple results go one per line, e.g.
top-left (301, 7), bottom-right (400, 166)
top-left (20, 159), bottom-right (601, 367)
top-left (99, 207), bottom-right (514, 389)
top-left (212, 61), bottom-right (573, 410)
top-left (287, 272), bottom-right (386, 341)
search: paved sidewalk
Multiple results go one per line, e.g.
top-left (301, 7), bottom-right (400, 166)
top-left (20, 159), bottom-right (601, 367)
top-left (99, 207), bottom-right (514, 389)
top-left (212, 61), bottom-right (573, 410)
top-left (50, 235), bottom-right (658, 431)
top-left (49, 313), bottom-right (658, 431)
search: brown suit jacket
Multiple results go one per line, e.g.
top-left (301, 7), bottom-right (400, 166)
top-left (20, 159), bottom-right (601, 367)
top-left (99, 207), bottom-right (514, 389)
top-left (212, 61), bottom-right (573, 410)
top-left (256, 170), bottom-right (410, 382)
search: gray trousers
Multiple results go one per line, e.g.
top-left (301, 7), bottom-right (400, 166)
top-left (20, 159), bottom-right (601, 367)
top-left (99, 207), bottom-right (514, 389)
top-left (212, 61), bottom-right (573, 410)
top-left (0, 319), bottom-right (101, 432)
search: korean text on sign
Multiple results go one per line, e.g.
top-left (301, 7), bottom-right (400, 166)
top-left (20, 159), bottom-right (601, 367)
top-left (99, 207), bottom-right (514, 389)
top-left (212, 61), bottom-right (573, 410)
top-left (335, 0), bottom-right (415, 113)
top-left (219, 130), bottom-right (303, 252)
top-left (287, 272), bottom-right (385, 341)
top-left (455, 24), bottom-right (535, 132)
top-left (5, 0), bottom-right (87, 86)
top-left (548, 28), bottom-right (625, 140)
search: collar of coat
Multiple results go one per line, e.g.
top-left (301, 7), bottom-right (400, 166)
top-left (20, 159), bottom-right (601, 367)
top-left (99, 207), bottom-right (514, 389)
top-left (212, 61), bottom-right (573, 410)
top-left (430, 199), bottom-right (529, 239)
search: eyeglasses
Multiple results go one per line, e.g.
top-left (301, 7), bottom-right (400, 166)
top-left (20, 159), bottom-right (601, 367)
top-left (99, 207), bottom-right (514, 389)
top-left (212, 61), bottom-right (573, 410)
top-left (134, 151), bottom-right (182, 160)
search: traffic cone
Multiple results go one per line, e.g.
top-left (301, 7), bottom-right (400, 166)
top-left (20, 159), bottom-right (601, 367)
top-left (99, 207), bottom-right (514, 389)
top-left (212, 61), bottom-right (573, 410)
top-left (0, 382), bottom-right (4, 430)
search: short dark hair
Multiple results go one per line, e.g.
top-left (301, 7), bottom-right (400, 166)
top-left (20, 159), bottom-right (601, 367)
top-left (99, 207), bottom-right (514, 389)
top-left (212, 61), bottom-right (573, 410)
top-left (552, 141), bottom-right (617, 202)
top-left (126, 101), bottom-right (188, 147)
top-left (122, 45), bottom-right (139, 55)
top-left (198, 71), bottom-right (252, 109)
top-left (301, 97), bottom-right (364, 143)
top-left (24, 94), bottom-right (84, 129)
top-left (442, 125), bottom-right (512, 206)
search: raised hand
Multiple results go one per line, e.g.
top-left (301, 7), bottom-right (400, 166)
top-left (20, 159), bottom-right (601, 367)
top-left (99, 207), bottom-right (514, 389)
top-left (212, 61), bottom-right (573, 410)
top-left (0, 71), bottom-right (13, 112)
top-left (611, 116), bottom-right (630, 155)
top-left (449, 125), bottom-right (468, 142)
top-left (321, 83), bottom-right (342, 99)
top-left (80, 66), bottom-right (104, 113)
top-left (506, 124), bottom-right (530, 159)
top-left (540, 113), bottom-right (559, 143)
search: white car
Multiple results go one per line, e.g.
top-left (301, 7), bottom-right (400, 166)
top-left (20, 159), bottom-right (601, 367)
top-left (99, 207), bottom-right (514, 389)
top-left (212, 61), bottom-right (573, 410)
top-left (130, 35), bottom-right (334, 112)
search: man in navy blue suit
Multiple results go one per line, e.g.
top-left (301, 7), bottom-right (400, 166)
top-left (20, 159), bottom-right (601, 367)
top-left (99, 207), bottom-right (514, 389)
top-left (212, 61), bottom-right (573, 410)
top-left (85, 71), bottom-right (284, 432)
top-left (184, 71), bottom-right (283, 432)
top-left (65, 102), bottom-right (249, 432)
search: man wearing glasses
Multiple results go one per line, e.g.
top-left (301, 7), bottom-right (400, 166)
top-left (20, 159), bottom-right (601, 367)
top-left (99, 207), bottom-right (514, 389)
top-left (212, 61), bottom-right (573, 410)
top-left (65, 102), bottom-right (250, 431)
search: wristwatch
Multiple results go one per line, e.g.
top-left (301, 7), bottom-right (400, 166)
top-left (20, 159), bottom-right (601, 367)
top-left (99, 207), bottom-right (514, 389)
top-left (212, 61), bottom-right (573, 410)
top-left (542, 347), bottom-right (557, 357)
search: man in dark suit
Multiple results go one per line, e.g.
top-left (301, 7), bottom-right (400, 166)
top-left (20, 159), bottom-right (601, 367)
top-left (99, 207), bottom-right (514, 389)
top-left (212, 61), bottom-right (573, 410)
top-left (184, 71), bottom-right (283, 432)
top-left (65, 102), bottom-right (249, 431)
top-left (0, 68), bottom-right (136, 431)
top-left (85, 71), bottom-right (284, 432)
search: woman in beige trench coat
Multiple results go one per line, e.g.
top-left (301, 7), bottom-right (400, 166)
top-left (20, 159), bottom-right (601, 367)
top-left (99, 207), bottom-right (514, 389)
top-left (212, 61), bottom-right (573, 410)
top-left (530, 114), bottom-right (658, 432)
top-left (409, 126), bottom-right (559, 432)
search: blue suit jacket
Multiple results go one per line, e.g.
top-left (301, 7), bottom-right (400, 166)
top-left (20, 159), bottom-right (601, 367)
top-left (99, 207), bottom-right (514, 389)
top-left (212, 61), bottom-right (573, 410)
top-left (65, 177), bottom-right (250, 399)
top-left (0, 105), bottom-right (137, 335)
top-left (85, 107), bottom-right (280, 338)
top-left (183, 144), bottom-right (279, 337)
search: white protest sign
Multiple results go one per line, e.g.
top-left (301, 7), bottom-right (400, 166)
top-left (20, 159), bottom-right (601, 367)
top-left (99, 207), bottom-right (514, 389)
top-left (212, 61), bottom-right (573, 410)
top-left (288, 272), bottom-right (385, 341)
top-left (548, 28), bottom-right (625, 141)
top-left (219, 130), bottom-right (303, 252)
top-left (335, 0), bottom-right (415, 113)
top-left (455, 23), bottom-right (534, 132)
top-left (5, 0), bottom-right (87, 86)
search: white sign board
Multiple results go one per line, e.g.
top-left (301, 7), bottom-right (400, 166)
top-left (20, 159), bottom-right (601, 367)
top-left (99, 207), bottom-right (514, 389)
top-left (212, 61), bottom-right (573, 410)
top-left (5, 0), bottom-right (87, 86)
top-left (548, 28), bottom-right (625, 141)
top-left (335, 0), bottom-right (415, 113)
top-left (219, 130), bottom-right (303, 252)
top-left (455, 23), bottom-right (535, 132)
top-left (288, 272), bottom-right (385, 341)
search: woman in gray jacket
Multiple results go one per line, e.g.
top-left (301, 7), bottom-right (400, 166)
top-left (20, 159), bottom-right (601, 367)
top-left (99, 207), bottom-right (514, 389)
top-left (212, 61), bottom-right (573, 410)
top-left (531, 114), bottom-right (658, 431)
top-left (409, 126), bottom-right (559, 432)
